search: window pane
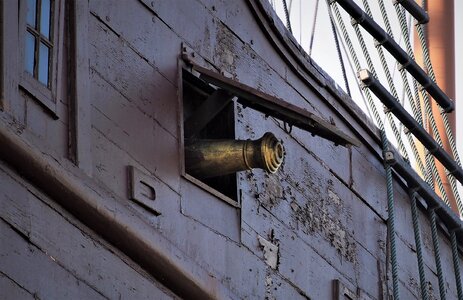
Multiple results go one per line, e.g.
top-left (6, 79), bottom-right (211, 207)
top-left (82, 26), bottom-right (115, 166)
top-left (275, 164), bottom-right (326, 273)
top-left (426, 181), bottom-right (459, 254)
top-left (25, 32), bottom-right (36, 75)
top-left (40, 0), bottom-right (51, 39)
top-left (38, 42), bottom-right (50, 86)
top-left (26, 0), bottom-right (37, 27)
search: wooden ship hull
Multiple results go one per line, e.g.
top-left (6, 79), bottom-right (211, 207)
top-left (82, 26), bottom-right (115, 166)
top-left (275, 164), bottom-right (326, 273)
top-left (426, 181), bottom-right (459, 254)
top-left (0, 0), bottom-right (461, 299)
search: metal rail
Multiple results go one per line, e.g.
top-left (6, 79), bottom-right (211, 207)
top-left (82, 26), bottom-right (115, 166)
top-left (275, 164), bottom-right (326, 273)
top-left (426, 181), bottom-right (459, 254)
top-left (384, 149), bottom-right (463, 236)
top-left (359, 69), bottom-right (463, 184)
top-left (395, 0), bottom-right (429, 24)
top-left (192, 64), bottom-right (361, 147)
top-left (333, 0), bottom-right (454, 112)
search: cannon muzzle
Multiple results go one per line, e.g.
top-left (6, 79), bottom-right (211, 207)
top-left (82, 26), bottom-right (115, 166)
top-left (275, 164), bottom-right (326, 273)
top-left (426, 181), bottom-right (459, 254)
top-left (185, 132), bottom-right (284, 179)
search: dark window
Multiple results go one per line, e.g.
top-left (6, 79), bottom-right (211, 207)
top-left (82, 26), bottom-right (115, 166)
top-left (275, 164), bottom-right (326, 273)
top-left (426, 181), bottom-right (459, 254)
top-left (25, 0), bottom-right (53, 88)
top-left (182, 70), bottom-right (238, 202)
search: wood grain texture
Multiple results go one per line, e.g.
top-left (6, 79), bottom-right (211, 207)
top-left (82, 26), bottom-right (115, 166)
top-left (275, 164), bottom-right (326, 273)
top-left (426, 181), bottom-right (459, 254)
top-left (0, 0), bottom-right (461, 299)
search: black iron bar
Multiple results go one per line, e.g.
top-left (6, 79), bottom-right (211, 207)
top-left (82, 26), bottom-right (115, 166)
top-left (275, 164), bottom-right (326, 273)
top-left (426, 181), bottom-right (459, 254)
top-left (384, 149), bottom-right (463, 239)
top-left (359, 69), bottom-right (463, 184)
top-left (395, 0), bottom-right (429, 24)
top-left (193, 65), bottom-right (361, 147)
top-left (333, 0), bottom-right (453, 112)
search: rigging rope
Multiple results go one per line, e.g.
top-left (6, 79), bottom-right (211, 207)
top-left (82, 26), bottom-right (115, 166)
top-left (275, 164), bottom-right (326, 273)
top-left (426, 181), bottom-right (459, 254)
top-left (351, 14), bottom-right (410, 164)
top-left (414, 2), bottom-right (463, 296)
top-left (330, 3), bottom-right (382, 127)
top-left (393, 3), bottom-right (452, 208)
top-left (327, 2), bottom-right (351, 96)
top-left (410, 192), bottom-right (429, 300)
top-left (329, 3), bottom-right (400, 298)
top-left (326, 5), bottom-right (373, 119)
top-left (382, 131), bottom-right (400, 300)
top-left (376, 0), bottom-right (425, 173)
top-left (430, 209), bottom-right (447, 300)
top-left (360, 0), bottom-right (429, 180)
top-left (386, 4), bottom-right (462, 299)
top-left (450, 230), bottom-right (463, 300)
top-left (308, 2), bottom-right (463, 299)
top-left (414, 11), bottom-right (463, 216)
top-left (308, 0), bottom-right (319, 56)
top-left (282, 0), bottom-right (292, 33)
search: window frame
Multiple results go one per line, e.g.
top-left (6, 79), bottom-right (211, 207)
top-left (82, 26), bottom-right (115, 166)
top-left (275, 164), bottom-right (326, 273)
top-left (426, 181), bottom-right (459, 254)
top-left (179, 65), bottom-right (241, 208)
top-left (19, 0), bottom-right (62, 118)
top-left (179, 49), bottom-right (359, 208)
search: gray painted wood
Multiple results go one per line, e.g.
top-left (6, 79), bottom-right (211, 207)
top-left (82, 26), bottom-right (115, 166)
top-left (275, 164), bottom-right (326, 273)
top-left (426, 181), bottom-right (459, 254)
top-left (1, 1), bottom-right (22, 121)
top-left (89, 70), bottom-right (180, 192)
top-left (0, 0), bottom-right (461, 299)
top-left (0, 219), bottom-right (107, 300)
top-left (0, 272), bottom-right (35, 300)
top-left (70, 0), bottom-right (93, 175)
top-left (0, 163), bottom-right (178, 300)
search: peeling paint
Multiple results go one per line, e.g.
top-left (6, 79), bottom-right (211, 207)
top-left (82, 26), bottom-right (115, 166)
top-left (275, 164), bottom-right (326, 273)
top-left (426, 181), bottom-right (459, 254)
top-left (264, 274), bottom-right (276, 300)
top-left (291, 196), bottom-right (357, 263)
top-left (258, 235), bottom-right (279, 269)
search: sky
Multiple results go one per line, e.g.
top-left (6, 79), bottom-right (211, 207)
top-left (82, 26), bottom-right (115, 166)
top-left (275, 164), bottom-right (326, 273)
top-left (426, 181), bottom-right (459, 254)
top-left (271, 0), bottom-right (463, 196)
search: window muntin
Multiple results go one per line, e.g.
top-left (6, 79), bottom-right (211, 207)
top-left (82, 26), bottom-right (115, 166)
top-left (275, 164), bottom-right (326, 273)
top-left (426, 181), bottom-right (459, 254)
top-left (19, 0), bottom-right (61, 117)
top-left (25, 0), bottom-right (53, 88)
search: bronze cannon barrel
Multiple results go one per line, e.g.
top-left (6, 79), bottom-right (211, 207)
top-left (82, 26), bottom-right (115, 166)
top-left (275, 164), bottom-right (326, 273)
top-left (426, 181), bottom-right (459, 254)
top-left (185, 132), bottom-right (284, 179)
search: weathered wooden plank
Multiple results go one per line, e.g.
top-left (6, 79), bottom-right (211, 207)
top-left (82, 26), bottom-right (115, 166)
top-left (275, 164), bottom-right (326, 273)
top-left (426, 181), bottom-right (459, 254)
top-left (89, 0), bottom-right (178, 86)
top-left (0, 272), bottom-right (35, 300)
top-left (0, 164), bottom-right (178, 300)
top-left (23, 94), bottom-right (69, 158)
top-left (88, 12), bottom-right (178, 137)
top-left (91, 125), bottom-right (181, 210)
top-left (236, 104), bottom-right (354, 188)
top-left (180, 178), bottom-right (240, 242)
top-left (90, 70), bottom-right (180, 192)
top-left (240, 181), bottom-right (384, 298)
top-left (435, 231), bottom-right (463, 300)
top-left (0, 219), bottom-right (107, 300)
top-left (141, 0), bottom-right (325, 118)
top-left (264, 271), bottom-right (311, 300)
top-left (234, 114), bottom-right (432, 298)
top-left (154, 201), bottom-right (267, 299)
top-left (239, 116), bottom-right (385, 250)
top-left (350, 145), bottom-right (389, 217)
top-left (1, 0), bottom-right (21, 118)
top-left (277, 226), bottom-right (353, 299)
top-left (0, 118), bottom-right (235, 299)
top-left (151, 0), bottom-right (374, 154)
top-left (69, 0), bottom-right (93, 175)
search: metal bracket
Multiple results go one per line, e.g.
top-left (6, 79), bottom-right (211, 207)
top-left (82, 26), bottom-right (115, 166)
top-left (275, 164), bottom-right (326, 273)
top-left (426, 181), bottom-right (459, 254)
top-left (333, 279), bottom-right (375, 300)
top-left (333, 279), bottom-right (357, 300)
top-left (192, 64), bottom-right (360, 147)
top-left (128, 166), bottom-right (160, 216)
top-left (181, 43), bottom-right (196, 64)
top-left (383, 150), bottom-right (395, 165)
